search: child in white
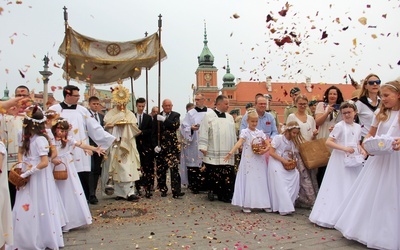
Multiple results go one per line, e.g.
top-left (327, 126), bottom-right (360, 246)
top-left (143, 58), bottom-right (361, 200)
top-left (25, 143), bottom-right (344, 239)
top-left (268, 121), bottom-right (300, 215)
top-left (44, 110), bottom-right (69, 228)
top-left (0, 141), bottom-right (13, 249)
top-left (8, 106), bottom-right (64, 250)
top-left (51, 118), bottom-right (105, 232)
top-left (224, 109), bottom-right (271, 213)
top-left (309, 101), bottom-right (366, 228)
top-left (334, 81), bottom-right (400, 250)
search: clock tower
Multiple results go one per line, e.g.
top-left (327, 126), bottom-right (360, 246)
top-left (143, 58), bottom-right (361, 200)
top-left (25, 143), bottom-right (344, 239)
top-left (195, 22), bottom-right (218, 107)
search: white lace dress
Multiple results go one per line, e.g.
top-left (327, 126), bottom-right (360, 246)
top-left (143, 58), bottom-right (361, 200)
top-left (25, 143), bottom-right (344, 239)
top-left (334, 111), bottom-right (400, 249)
top-left (231, 128), bottom-right (271, 209)
top-left (309, 121), bottom-right (363, 228)
top-left (8, 135), bottom-right (64, 250)
top-left (267, 135), bottom-right (300, 214)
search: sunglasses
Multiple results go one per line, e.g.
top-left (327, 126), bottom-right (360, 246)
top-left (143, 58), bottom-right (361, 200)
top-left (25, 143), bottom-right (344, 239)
top-left (367, 80), bottom-right (381, 85)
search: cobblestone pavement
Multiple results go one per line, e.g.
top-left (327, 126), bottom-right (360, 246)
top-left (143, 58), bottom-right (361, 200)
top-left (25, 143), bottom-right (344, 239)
top-left (63, 188), bottom-right (367, 250)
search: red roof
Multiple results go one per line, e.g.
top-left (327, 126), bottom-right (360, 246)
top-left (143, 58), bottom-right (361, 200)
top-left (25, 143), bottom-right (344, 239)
top-left (228, 80), bottom-right (357, 122)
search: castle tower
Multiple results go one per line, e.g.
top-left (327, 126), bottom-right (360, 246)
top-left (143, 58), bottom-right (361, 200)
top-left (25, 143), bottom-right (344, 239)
top-left (195, 22), bottom-right (219, 107)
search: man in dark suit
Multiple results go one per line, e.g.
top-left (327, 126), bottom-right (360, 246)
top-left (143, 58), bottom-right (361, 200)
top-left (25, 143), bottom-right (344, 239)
top-left (87, 96), bottom-right (105, 204)
top-left (134, 98), bottom-right (154, 198)
top-left (152, 99), bottom-right (184, 199)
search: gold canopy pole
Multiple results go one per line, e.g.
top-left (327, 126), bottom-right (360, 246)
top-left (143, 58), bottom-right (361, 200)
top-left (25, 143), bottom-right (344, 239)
top-left (63, 6), bottom-right (70, 85)
top-left (157, 14), bottom-right (162, 147)
top-left (145, 31), bottom-right (149, 113)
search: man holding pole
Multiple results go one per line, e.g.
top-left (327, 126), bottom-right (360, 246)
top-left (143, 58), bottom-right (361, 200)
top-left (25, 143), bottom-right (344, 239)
top-left (152, 99), bottom-right (184, 199)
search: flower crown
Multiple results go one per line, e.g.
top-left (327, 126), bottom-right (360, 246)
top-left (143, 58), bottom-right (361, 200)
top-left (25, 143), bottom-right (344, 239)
top-left (285, 125), bottom-right (300, 130)
top-left (247, 108), bottom-right (257, 114)
top-left (44, 110), bottom-right (58, 117)
top-left (24, 105), bottom-right (47, 123)
top-left (53, 118), bottom-right (68, 127)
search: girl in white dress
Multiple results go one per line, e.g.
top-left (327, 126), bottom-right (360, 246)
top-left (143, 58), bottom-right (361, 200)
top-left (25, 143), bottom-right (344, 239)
top-left (334, 81), bottom-right (400, 250)
top-left (51, 118), bottom-right (105, 232)
top-left (287, 95), bottom-right (319, 208)
top-left (315, 86), bottom-right (344, 187)
top-left (309, 101), bottom-right (366, 228)
top-left (8, 106), bottom-right (64, 250)
top-left (224, 109), bottom-right (271, 213)
top-left (268, 121), bottom-right (301, 215)
top-left (0, 141), bottom-right (13, 249)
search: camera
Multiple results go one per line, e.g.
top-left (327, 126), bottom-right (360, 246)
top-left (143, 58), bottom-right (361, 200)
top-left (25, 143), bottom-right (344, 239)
top-left (332, 104), bottom-right (340, 110)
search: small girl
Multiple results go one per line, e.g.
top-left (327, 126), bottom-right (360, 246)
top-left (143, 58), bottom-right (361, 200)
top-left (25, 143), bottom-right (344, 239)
top-left (224, 109), bottom-right (271, 213)
top-left (309, 101), bottom-right (366, 228)
top-left (51, 118), bottom-right (105, 232)
top-left (9, 105), bottom-right (64, 249)
top-left (268, 121), bottom-right (301, 215)
top-left (334, 80), bottom-right (400, 249)
top-left (0, 140), bottom-right (13, 249)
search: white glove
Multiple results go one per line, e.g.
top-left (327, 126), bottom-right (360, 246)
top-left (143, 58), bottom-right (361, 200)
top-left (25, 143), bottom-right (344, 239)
top-left (20, 166), bottom-right (39, 178)
top-left (157, 115), bottom-right (166, 122)
top-left (154, 146), bottom-right (161, 153)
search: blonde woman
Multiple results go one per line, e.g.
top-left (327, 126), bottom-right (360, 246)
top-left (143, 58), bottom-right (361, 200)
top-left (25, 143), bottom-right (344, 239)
top-left (355, 73), bottom-right (381, 139)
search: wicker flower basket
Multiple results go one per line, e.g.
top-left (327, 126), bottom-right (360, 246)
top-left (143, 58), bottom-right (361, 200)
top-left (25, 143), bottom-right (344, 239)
top-left (284, 160), bottom-right (297, 171)
top-left (53, 162), bottom-right (68, 180)
top-left (282, 149), bottom-right (297, 171)
top-left (8, 162), bottom-right (30, 188)
top-left (251, 137), bottom-right (267, 154)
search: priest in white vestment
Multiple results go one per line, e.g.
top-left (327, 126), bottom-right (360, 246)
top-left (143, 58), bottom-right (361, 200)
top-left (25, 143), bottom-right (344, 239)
top-left (198, 95), bottom-right (237, 202)
top-left (103, 84), bottom-right (141, 201)
top-left (180, 94), bottom-right (212, 193)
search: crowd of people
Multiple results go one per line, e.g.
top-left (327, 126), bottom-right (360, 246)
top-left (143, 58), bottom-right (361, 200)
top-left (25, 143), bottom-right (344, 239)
top-left (1, 75), bottom-right (400, 249)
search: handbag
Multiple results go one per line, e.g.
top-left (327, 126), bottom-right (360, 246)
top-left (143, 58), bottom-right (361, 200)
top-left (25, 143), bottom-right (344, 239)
top-left (343, 153), bottom-right (364, 168)
top-left (343, 124), bottom-right (364, 168)
top-left (298, 138), bottom-right (331, 169)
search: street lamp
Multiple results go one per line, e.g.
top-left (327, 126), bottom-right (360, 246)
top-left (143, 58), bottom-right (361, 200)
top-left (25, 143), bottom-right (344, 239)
top-left (39, 55), bottom-right (53, 111)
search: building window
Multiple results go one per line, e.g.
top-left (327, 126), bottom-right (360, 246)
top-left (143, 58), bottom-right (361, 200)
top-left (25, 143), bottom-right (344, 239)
top-left (228, 95), bottom-right (233, 99)
top-left (206, 82), bottom-right (210, 87)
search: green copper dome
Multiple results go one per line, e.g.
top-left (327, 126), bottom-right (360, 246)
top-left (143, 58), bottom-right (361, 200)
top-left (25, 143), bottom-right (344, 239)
top-left (1, 84), bottom-right (10, 101)
top-left (197, 23), bottom-right (215, 68)
top-left (222, 58), bottom-right (235, 87)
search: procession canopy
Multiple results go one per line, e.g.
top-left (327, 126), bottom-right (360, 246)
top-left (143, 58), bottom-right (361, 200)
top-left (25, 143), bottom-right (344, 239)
top-left (58, 27), bottom-right (167, 84)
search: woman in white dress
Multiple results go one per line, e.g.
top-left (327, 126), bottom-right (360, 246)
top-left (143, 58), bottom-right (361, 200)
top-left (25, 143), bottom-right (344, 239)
top-left (355, 73), bottom-right (381, 139)
top-left (224, 109), bottom-right (271, 213)
top-left (0, 141), bottom-right (13, 250)
top-left (334, 81), bottom-right (400, 250)
top-left (309, 101), bottom-right (366, 228)
top-left (9, 106), bottom-right (64, 250)
top-left (51, 118), bottom-right (105, 232)
top-left (287, 95), bottom-right (319, 208)
top-left (315, 86), bottom-right (344, 186)
top-left (268, 121), bottom-right (301, 215)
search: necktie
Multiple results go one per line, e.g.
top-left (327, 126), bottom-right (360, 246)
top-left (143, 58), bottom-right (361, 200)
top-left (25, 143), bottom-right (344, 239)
top-left (94, 113), bottom-right (99, 122)
top-left (138, 114), bottom-right (142, 127)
